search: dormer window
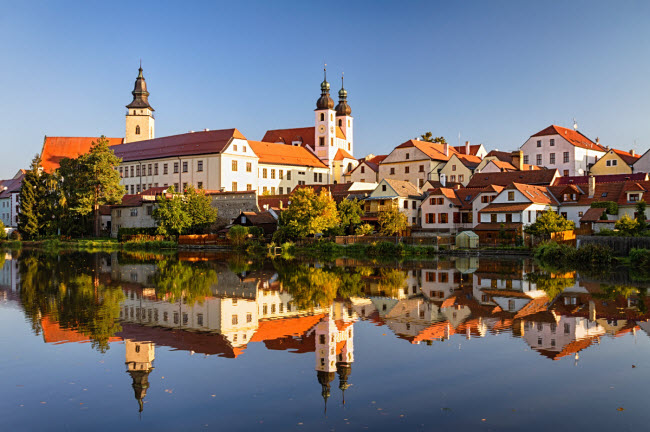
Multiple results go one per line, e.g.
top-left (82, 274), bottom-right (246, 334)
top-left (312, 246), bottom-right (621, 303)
top-left (629, 193), bottom-right (641, 202)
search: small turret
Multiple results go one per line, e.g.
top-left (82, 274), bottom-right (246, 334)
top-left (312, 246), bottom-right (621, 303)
top-left (335, 75), bottom-right (351, 116)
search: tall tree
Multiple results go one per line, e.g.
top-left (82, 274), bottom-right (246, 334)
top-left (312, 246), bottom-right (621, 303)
top-left (635, 200), bottom-right (647, 232)
top-left (152, 187), bottom-right (191, 237)
top-left (378, 206), bottom-right (408, 238)
top-left (278, 188), bottom-right (339, 239)
top-left (18, 155), bottom-right (43, 239)
top-left (183, 185), bottom-right (218, 233)
top-left (72, 137), bottom-right (124, 236)
top-left (419, 132), bottom-right (447, 144)
top-left (337, 199), bottom-right (364, 235)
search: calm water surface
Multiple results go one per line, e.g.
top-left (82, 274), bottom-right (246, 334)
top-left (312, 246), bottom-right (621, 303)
top-left (1, 250), bottom-right (650, 431)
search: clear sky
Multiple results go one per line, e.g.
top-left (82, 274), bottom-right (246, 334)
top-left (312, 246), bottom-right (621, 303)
top-left (1, 0), bottom-right (649, 178)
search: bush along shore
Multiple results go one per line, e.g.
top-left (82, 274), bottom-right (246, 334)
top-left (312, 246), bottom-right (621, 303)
top-left (533, 241), bottom-right (615, 272)
top-left (1, 237), bottom-right (178, 252)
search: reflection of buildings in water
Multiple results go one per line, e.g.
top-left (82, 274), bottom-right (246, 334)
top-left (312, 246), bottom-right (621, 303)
top-left (0, 252), bottom-right (20, 302)
top-left (125, 339), bottom-right (155, 412)
top-left (522, 316), bottom-right (605, 360)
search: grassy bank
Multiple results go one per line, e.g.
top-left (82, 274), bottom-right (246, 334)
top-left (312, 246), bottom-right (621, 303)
top-left (1, 237), bottom-right (178, 252)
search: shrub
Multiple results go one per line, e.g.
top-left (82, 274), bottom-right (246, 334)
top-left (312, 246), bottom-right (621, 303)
top-left (534, 241), bottom-right (613, 270)
top-left (630, 248), bottom-right (650, 267)
top-left (355, 223), bottom-right (374, 236)
top-left (228, 225), bottom-right (249, 247)
top-left (9, 231), bottom-right (21, 241)
top-left (117, 227), bottom-right (159, 242)
top-left (615, 215), bottom-right (639, 236)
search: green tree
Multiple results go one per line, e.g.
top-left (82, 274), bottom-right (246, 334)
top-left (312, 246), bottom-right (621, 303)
top-left (635, 200), bottom-right (647, 232)
top-left (615, 214), bottom-right (639, 236)
top-left (419, 132), bottom-right (447, 144)
top-left (152, 260), bottom-right (218, 304)
top-left (337, 199), bottom-right (364, 234)
top-left (524, 210), bottom-right (574, 238)
top-left (62, 137), bottom-right (124, 236)
top-left (184, 185), bottom-right (218, 233)
top-left (152, 186), bottom-right (191, 237)
top-left (228, 225), bottom-right (249, 246)
top-left (355, 223), bottom-right (374, 236)
top-left (18, 155), bottom-right (44, 239)
top-left (278, 188), bottom-right (339, 239)
top-left (378, 206), bottom-right (408, 237)
top-left (0, 219), bottom-right (7, 240)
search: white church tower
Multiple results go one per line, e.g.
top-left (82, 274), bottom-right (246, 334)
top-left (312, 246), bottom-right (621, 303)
top-left (125, 65), bottom-right (155, 143)
top-left (314, 67), bottom-right (337, 165)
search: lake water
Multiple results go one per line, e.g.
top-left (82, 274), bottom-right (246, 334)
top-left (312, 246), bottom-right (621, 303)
top-left (1, 250), bottom-right (650, 431)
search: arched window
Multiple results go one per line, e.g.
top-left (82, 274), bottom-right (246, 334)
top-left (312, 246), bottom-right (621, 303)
top-left (320, 113), bottom-right (324, 121)
top-left (135, 125), bottom-right (141, 135)
top-left (338, 119), bottom-right (342, 127)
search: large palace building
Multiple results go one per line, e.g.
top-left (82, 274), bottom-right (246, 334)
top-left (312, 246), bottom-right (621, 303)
top-left (39, 66), bottom-right (358, 194)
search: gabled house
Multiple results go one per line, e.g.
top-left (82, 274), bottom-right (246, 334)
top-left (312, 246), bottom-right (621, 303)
top-left (475, 183), bottom-right (559, 243)
top-left (346, 154), bottom-right (387, 183)
top-left (520, 125), bottom-right (607, 177)
top-left (363, 179), bottom-right (423, 226)
top-left (589, 148), bottom-right (640, 176)
top-left (232, 210), bottom-right (279, 235)
top-left (452, 141), bottom-right (488, 159)
top-left (378, 140), bottom-right (458, 189)
top-left (0, 170), bottom-right (25, 229)
top-left (634, 148), bottom-right (650, 174)
top-left (420, 187), bottom-right (482, 233)
top-left (438, 153), bottom-right (482, 186)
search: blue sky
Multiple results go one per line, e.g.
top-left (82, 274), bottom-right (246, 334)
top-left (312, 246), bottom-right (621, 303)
top-left (1, 0), bottom-right (649, 178)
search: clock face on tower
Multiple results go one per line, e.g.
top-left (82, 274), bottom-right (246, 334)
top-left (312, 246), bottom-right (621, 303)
top-left (318, 125), bottom-right (326, 134)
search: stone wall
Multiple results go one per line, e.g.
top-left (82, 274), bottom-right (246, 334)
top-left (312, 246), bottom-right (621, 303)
top-left (210, 192), bottom-right (259, 226)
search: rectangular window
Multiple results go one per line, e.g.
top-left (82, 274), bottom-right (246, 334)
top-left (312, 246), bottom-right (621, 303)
top-left (263, 186), bottom-right (267, 193)
top-left (390, 167), bottom-right (395, 175)
top-left (182, 161), bottom-right (188, 172)
top-left (450, 175), bottom-right (455, 182)
top-left (130, 185), bottom-right (135, 194)
top-left (154, 163), bottom-right (158, 175)
top-left (405, 166), bottom-right (410, 174)
top-left (563, 152), bottom-right (570, 163)
top-left (232, 315), bottom-right (238, 325)
top-left (279, 169), bottom-right (284, 179)
top-left (279, 187), bottom-right (283, 194)
top-left (233, 144), bottom-right (238, 152)
top-left (419, 165), bottom-right (424, 172)
top-left (182, 182), bottom-right (187, 191)
top-left (439, 213), bottom-right (448, 223)
top-left (130, 208), bottom-right (138, 216)
top-left (426, 213), bottom-right (434, 224)
top-left (232, 160), bottom-right (238, 171)
top-left (246, 162), bottom-right (252, 172)
top-left (564, 170), bottom-right (569, 176)
top-left (197, 314), bottom-right (204, 326)
top-left (197, 160), bottom-right (203, 172)
top-left (231, 182), bottom-right (237, 191)
top-left (287, 171), bottom-right (291, 180)
top-left (173, 162), bottom-right (179, 174)
top-left (536, 154), bottom-right (542, 165)
top-left (119, 167), bottom-right (123, 177)
top-left (136, 165), bottom-right (140, 176)
top-left (163, 163), bottom-right (168, 175)
top-left (506, 214), bottom-right (512, 223)
top-left (491, 214), bottom-right (497, 223)
top-left (536, 140), bottom-right (542, 147)
top-left (458, 174), bottom-right (464, 182)
top-left (125, 186), bottom-right (129, 193)
top-left (246, 184), bottom-right (252, 191)
top-left (197, 181), bottom-right (203, 189)
top-left (549, 153), bottom-right (555, 164)
top-left (146, 205), bottom-right (152, 216)
top-left (263, 168), bottom-right (267, 178)
top-left (550, 139), bottom-right (555, 146)
top-left (271, 187), bottom-right (276, 195)
top-left (319, 173), bottom-right (323, 182)
top-left (403, 200), bottom-right (408, 209)
top-left (314, 173), bottom-right (318, 182)
top-left (361, 166), bottom-right (365, 174)
top-left (508, 191), bottom-right (515, 201)
top-left (612, 159), bottom-right (618, 166)
top-left (406, 153), bottom-right (410, 160)
top-left (271, 169), bottom-right (276, 179)
top-left (319, 137), bottom-right (325, 146)
top-left (136, 184), bottom-right (141, 193)
top-left (246, 313), bottom-right (252, 323)
top-left (452, 165), bottom-right (457, 171)
top-left (148, 164), bottom-right (152, 176)
top-left (523, 155), bottom-right (529, 165)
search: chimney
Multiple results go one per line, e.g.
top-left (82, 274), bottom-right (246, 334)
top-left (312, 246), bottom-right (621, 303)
top-left (440, 174), bottom-right (446, 187)
top-left (511, 150), bottom-right (524, 171)
top-left (588, 175), bottom-right (595, 198)
top-left (465, 140), bottom-right (470, 155)
top-left (444, 143), bottom-right (449, 157)
top-left (630, 149), bottom-right (636, 157)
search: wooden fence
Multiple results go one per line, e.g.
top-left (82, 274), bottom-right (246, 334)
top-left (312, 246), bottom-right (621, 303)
top-left (178, 234), bottom-right (231, 247)
top-left (577, 236), bottom-right (650, 255)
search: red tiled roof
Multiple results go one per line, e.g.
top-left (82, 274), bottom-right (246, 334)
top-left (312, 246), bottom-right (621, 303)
top-left (238, 210), bottom-right (277, 225)
top-left (411, 321), bottom-right (454, 343)
top-left (531, 125), bottom-right (606, 151)
top-left (610, 148), bottom-right (641, 165)
top-left (248, 141), bottom-right (327, 168)
top-left (473, 223), bottom-right (522, 231)
top-left (41, 316), bottom-right (122, 345)
top-left (553, 173), bottom-right (648, 185)
top-left (485, 150), bottom-right (515, 163)
top-left (111, 129), bottom-right (245, 162)
top-left (479, 203), bottom-right (536, 213)
top-left (466, 169), bottom-right (558, 188)
top-left (453, 144), bottom-right (483, 156)
top-left (395, 140), bottom-right (458, 161)
top-left (41, 136), bottom-right (125, 172)
top-left (262, 126), bottom-right (347, 149)
top-left (258, 194), bottom-right (291, 210)
top-left (349, 154), bottom-right (387, 174)
top-left (580, 207), bottom-right (606, 223)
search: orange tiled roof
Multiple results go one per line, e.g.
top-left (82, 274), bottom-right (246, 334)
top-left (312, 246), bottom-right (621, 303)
top-left (249, 314), bottom-right (327, 343)
top-left (248, 141), bottom-right (328, 168)
top-left (453, 144), bottom-right (483, 156)
top-left (333, 148), bottom-right (355, 161)
top-left (41, 316), bottom-right (122, 345)
top-left (395, 140), bottom-right (458, 161)
top-left (467, 169), bottom-right (558, 188)
top-left (610, 148), bottom-right (641, 165)
top-left (531, 125), bottom-right (606, 151)
top-left (41, 136), bottom-right (125, 172)
top-left (411, 321), bottom-right (454, 343)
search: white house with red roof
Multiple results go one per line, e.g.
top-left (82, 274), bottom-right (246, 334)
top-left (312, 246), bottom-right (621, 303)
top-left (346, 154), bottom-right (387, 183)
top-left (0, 170), bottom-right (25, 229)
top-left (378, 140), bottom-right (457, 189)
top-left (520, 125), bottom-right (607, 177)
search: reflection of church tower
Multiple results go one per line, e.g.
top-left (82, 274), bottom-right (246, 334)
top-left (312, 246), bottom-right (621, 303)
top-left (125, 340), bottom-right (155, 412)
top-left (317, 370), bottom-right (336, 413)
top-left (336, 361), bottom-right (352, 404)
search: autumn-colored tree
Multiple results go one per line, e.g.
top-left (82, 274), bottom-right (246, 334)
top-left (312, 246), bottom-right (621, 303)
top-left (278, 188), bottom-right (340, 239)
top-left (524, 210), bottom-right (574, 238)
top-left (378, 206), bottom-right (408, 237)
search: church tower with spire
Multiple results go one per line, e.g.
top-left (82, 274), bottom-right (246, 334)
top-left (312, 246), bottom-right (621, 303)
top-left (314, 66), bottom-right (337, 166)
top-left (125, 65), bottom-right (155, 143)
top-left (125, 340), bottom-right (155, 413)
top-left (335, 74), bottom-right (353, 155)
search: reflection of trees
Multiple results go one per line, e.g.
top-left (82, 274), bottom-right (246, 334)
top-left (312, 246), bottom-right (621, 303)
top-left (279, 264), bottom-right (340, 310)
top-left (377, 269), bottom-right (407, 297)
top-left (594, 284), bottom-right (640, 301)
top-left (18, 252), bottom-right (124, 353)
top-left (525, 272), bottom-right (575, 300)
top-left (151, 260), bottom-right (218, 304)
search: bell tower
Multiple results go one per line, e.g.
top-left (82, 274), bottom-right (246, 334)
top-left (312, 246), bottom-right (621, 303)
top-left (314, 66), bottom-right (336, 164)
top-left (125, 340), bottom-right (155, 412)
top-left (125, 64), bottom-right (155, 143)
top-left (335, 74), bottom-right (353, 156)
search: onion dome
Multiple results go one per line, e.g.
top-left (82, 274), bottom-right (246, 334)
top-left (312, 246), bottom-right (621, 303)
top-left (317, 370), bottom-right (336, 412)
top-left (316, 67), bottom-right (334, 110)
top-left (126, 65), bottom-right (154, 111)
top-left (335, 75), bottom-right (351, 116)
top-left (127, 367), bottom-right (153, 412)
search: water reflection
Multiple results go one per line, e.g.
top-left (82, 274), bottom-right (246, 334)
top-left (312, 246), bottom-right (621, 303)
top-left (2, 250), bottom-right (650, 416)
